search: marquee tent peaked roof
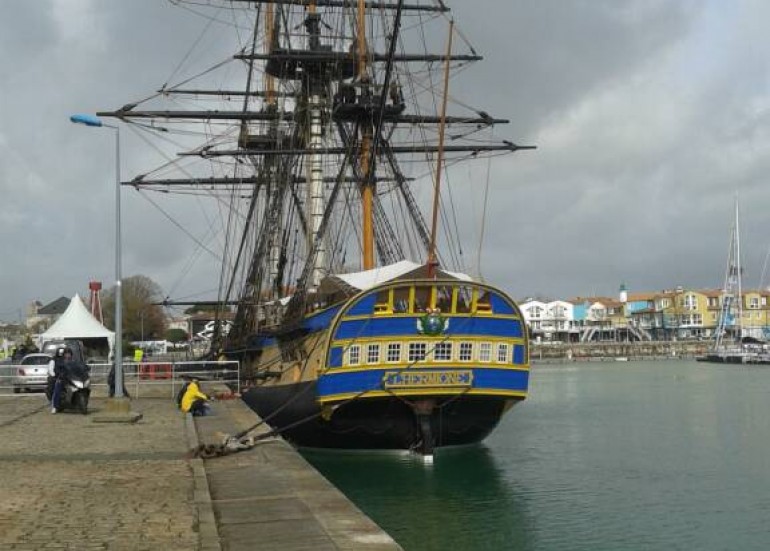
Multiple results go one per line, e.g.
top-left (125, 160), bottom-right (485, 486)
top-left (40, 294), bottom-right (114, 351)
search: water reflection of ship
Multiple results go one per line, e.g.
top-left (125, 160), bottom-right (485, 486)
top-left (303, 446), bottom-right (534, 550)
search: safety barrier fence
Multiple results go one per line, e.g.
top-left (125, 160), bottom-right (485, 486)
top-left (0, 360), bottom-right (240, 398)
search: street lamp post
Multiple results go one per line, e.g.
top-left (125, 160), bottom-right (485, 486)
top-left (70, 114), bottom-right (124, 400)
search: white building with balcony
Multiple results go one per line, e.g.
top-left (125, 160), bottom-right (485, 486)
top-left (520, 298), bottom-right (578, 342)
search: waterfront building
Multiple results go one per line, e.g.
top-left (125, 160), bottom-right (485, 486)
top-left (604, 297), bottom-right (627, 329)
top-left (519, 298), bottom-right (547, 336)
top-left (655, 288), bottom-right (703, 340)
top-left (570, 297), bottom-right (615, 342)
top-left (25, 297), bottom-right (70, 331)
top-left (639, 287), bottom-right (770, 342)
top-left (167, 316), bottom-right (191, 334)
top-left (626, 292), bottom-right (661, 337)
top-left (521, 286), bottom-right (770, 343)
top-left (740, 289), bottom-right (770, 339)
top-left (701, 289), bottom-right (723, 338)
top-left (626, 288), bottom-right (714, 341)
top-left (519, 298), bottom-right (579, 342)
top-left (549, 300), bottom-right (577, 339)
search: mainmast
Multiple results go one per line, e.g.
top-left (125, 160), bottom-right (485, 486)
top-left (358, 0), bottom-right (375, 270)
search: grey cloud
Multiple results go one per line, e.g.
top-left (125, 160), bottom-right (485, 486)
top-left (3, 0), bottom-right (770, 321)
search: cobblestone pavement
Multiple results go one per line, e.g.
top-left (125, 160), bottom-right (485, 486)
top-left (0, 396), bottom-right (46, 428)
top-left (0, 397), bottom-right (199, 550)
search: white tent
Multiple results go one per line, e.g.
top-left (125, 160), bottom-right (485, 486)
top-left (40, 294), bottom-right (115, 355)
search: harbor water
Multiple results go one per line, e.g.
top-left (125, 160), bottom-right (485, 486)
top-left (303, 360), bottom-right (770, 550)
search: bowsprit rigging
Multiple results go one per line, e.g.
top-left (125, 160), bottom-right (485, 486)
top-left (100, 0), bottom-right (535, 456)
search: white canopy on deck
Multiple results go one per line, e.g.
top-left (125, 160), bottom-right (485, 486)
top-left (329, 260), bottom-right (473, 293)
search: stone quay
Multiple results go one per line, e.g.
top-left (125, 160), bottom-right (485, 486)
top-left (0, 384), bottom-right (401, 550)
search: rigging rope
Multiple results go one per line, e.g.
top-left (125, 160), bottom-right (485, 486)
top-left (135, 189), bottom-right (222, 261)
top-left (163, 3), bottom-right (223, 90)
top-left (475, 133), bottom-right (494, 281)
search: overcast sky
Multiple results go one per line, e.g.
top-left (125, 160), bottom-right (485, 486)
top-left (3, 0), bottom-right (770, 322)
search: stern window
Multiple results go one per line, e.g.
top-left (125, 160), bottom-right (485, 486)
top-left (408, 342), bottom-right (427, 363)
top-left (348, 345), bottom-right (361, 366)
top-left (455, 286), bottom-right (473, 314)
top-left (393, 287), bottom-right (410, 313)
top-left (414, 287), bottom-right (431, 313)
top-left (434, 342), bottom-right (452, 361)
top-left (479, 342), bottom-right (492, 362)
top-left (497, 343), bottom-right (510, 363)
top-left (374, 290), bottom-right (391, 314)
top-left (459, 342), bottom-right (473, 362)
top-left (366, 343), bottom-right (380, 364)
top-left (386, 343), bottom-right (402, 363)
top-left (435, 286), bottom-right (453, 314)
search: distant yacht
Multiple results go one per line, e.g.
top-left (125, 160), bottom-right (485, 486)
top-left (697, 199), bottom-right (765, 364)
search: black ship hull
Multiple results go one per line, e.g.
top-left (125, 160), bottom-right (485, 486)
top-left (241, 382), bottom-right (520, 451)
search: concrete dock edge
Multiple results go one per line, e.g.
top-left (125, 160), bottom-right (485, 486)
top-left (193, 397), bottom-right (403, 550)
top-left (186, 413), bottom-right (223, 551)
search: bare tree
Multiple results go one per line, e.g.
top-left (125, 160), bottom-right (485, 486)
top-left (102, 275), bottom-right (167, 341)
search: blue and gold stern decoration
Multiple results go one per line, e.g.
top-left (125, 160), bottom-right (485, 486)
top-left (417, 308), bottom-right (449, 336)
top-left (317, 280), bottom-right (530, 404)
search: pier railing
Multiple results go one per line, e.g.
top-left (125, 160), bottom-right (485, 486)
top-left (0, 360), bottom-right (240, 398)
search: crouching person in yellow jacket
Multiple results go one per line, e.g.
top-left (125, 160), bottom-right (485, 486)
top-left (181, 378), bottom-right (211, 416)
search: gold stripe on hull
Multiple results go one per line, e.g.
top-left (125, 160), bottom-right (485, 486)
top-left (318, 388), bottom-right (528, 404)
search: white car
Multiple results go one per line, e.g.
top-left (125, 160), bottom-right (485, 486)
top-left (13, 353), bottom-right (51, 393)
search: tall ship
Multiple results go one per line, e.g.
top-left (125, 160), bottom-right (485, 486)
top-left (99, 0), bottom-right (534, 453)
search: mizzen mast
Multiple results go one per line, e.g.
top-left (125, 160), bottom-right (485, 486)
top-left (427, 19), bottom-right (454, 278)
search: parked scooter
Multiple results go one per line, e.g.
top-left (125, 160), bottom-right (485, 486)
top-left (46, 362), bottom-right (91, 414)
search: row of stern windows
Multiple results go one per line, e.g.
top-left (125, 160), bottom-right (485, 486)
top-left (342, 341), bottom-right (521, 367)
